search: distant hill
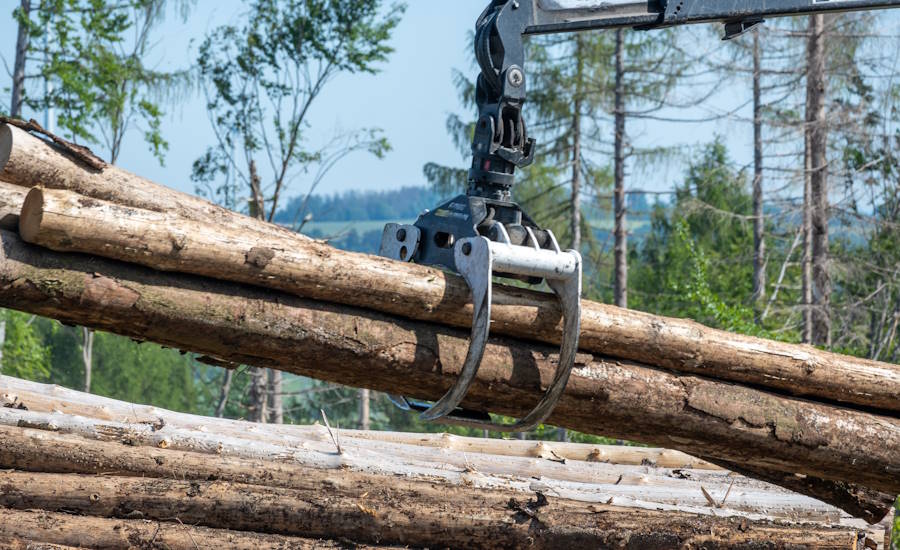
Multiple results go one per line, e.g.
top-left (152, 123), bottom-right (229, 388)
top-left (274, 186), bottom-right (445, 225)
top-left (274, 185), bottom-right (656, 255)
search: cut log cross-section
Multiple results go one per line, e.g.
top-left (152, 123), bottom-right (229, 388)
top-left (0, 181), bottom-right (24, 230)
top-left (1, 229), bottom-right (899, 515)
top-left (3, 122), bottom-right (899, 415)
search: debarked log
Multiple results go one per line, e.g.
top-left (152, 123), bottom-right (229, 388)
top-left (0, 229), bottom-right (898, 513)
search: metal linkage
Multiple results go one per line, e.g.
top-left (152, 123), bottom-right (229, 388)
top-left (380, 223), bottom-right (581, 432)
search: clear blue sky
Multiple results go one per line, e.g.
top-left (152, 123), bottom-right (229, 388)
top-left (0, 1), bottom-right (787, 202)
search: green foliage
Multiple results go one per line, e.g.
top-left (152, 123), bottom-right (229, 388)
top-left (89, 332), bottom-right (199, 413)
top-left (632, 139), bottom-right (764, 333)
top-left (192, 0), bottom-right (403, 221)
top-left (1, 311), bottom-right (51, 381)
top-left (893, 497), bottom-right (899, 549)
top-left (20, 0), bottom-right (192, 163)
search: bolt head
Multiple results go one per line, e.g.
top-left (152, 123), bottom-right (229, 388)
top-left (396, 228), bottom-right (407, 241)
top-left (462, 242), bottom-right (473, 256)
top-left (508, 67), bottom-right (524, 88)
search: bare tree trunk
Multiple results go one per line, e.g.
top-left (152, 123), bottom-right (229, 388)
top-left (807, 14), bottom-right (831, 347)
top-left (269, 368), bottom-right (283, 424)
top-left (569, 37), bottom-right (584, 252)
top-left (248, 363), bottom-right (267, 423)
top-left (752, 29), bottom-right (766, 314)
top-left (10, 0), bottom-right (30, 118)
top-left (247, 159), bottom-right (271, 423)
top-left (614, 29), bottom-right (628, 309)
top-left (81, 327), bottom-right (93, 393)
top-left (359, 388), bottom-right (370, 430)
top-left (802, 135), bottom-right (814, 344)
top-left (215, 369), bottom-right (233, 418)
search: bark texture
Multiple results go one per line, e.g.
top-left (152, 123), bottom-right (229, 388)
top-left (0, 508), bottom-right (380, 549)
top-left (15, 183), bottom-right (900, 416)
top-left (1, 230), bottom-right (899, 505)
top-left (0, 470), bottom-right (867, 550)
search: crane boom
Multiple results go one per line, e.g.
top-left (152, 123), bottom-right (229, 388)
top-left (528, 0), bottom-right (900, 35)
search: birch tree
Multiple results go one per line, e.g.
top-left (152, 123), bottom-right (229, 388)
top-left (193, 0), bottom-right (403, 423)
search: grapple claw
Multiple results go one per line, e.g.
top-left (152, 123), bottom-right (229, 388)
top-left (379, 222), bottom-right (582, 433)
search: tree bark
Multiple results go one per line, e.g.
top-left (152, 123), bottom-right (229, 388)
top-left (268, 367), bottom-right (283, 424)
top-left (81, 326), bottom-right (93, 393)
top-left (613, 29), bottom-right (628, 309)
top-left (247, 159), bottom-right (271, 423)
top-left (2, 383), bottom-right (893, 527)
top-left (569, 36), bottom-right (584, 252)
top-left (247, 365), bottom-right (267, 423)
top-left (803, 131), bottom-right (814, 344)
top-left (0, 470), bottom-right (865, 550)
top-left (1, 230), bottom-right (899, 505)
top-left (17, 184), bottom-right (900, 415)
top-left (807, 14), bottom-right (831, 347)
top-left (214, 369), bottom-right (233, 418)
top-left (359, 388), bottom-right (371, 430)
top-left (10, 0), bottom-right (30, 118)
top-left (752, 29), bottom-right (766, 313)
top-left (0, 508), bottom-right (367, 550)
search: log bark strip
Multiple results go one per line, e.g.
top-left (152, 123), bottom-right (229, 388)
top-left (0, 471), bottom-right (867, 549)
top-left (12, 174), bottom-right (900, 415)
top-left (0, 508), bottom-right (379, 549)
top-left (1, 230), bottom-right (898, 509)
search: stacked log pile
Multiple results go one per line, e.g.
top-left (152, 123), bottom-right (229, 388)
top-left (0, 122), bottom-right (898, 543)
top-left (0, 375), bottom-right (893, 549)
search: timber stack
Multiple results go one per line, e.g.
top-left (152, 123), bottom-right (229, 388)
top-left (0, 121), bottom-right (898, 546)
top-left (0, 375), bottom-right (894, 549)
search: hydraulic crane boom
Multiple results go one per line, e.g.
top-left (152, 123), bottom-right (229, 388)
top-left (380, 0), bottom-right (900, 432)
top-left (525, 0), bottom-right (900, 35)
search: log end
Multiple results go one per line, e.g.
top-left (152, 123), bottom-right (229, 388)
top-left (19, 187), bottom-right (44, 244)
top-left (0, 124), bottom-right (10, 172)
